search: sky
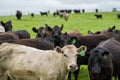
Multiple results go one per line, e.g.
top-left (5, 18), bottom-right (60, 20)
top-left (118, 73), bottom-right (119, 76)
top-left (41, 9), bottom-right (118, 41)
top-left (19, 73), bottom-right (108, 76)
top-left (1, 0), bottom-right (120, 16)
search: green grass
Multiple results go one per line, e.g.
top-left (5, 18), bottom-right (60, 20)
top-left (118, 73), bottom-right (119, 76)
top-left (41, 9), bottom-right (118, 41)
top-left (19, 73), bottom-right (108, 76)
top-left (0, 12), bottom-right (120, 80)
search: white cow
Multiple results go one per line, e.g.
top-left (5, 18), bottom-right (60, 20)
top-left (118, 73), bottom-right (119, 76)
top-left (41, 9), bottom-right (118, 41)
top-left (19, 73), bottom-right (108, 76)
top-left (0, 43), bottom-right (87, 80)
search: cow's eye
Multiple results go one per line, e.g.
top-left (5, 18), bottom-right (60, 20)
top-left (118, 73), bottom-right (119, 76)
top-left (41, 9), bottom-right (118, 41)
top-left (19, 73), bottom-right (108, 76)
top-left (64, 54), bottom-right (68, 57)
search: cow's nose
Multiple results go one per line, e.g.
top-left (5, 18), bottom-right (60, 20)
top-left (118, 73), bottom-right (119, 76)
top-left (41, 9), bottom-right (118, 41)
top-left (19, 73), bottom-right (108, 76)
top-left (69, 64), bottom-right (78, 71)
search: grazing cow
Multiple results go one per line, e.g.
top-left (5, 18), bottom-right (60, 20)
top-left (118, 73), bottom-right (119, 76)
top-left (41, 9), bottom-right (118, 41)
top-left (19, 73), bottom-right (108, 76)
top-left (31, 13), bottom-right (34, 18)
top-left (66, 9), bottom-right (72, 13)
top-left (63, 12), bottom-right (69, 21)
top-left (16, 10), bottom-right (22, 20)
top-left (53, 11), bottom-right (59, 16)
top-left (117, 14), bottom-right (120, 19)
top-left (95, 14), bottom-right (102, 19)
top-left (0, 20), bottom-right (12, 32)
top-left (0, 43), bottom-right (85, 80)
top-left (0, 32), bottom-right (19, 40)
top-left (13, 30), bottom-right (30, 39)
top-left (32, 24), bottom-right (52, 38)
top-left (73, 9), bottom-right (81, 14)
top-left (0, 37), bottom-right (54, 50)
top-left (59, 12), bottom-right (69, 21)
top-left (88, 38), bottom-right (120, 80)
top-left (82, 9), bottom-right (85, 13)
top-left (40, 11), bottom-right (48, 16)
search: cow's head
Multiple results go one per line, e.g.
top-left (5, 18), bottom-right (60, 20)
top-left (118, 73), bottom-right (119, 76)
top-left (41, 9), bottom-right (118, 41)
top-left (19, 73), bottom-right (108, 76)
top-left (52, 24), bottom-right (63, 38)
top-left (0, 20), bottom-right (12, 32)
top-left (59, 32), bottom-right (77, 47)
top-left (55, 45), bottom-right (87, 72)
top-left (32, 24), bottom-right (52, 38)
top-left (88, 47), bottom-right (113, 80)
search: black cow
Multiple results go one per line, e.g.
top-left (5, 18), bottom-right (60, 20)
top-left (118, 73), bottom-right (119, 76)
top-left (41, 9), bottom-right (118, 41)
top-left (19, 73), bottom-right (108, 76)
top-left (58, 30), bottom-right (120, 80)
top-left (52, 24), bottom-right (64, 46)
top-left (14, 30), bottom-right (30, 39)
top-left (88, 38), bottom-right (120, 80)
top-left (117, 14), bottom-right (120, 19)
top-left (40, 11), bottom-right (48, 16)
top-left (0, 20), bottom-right (12, 32)
top-left (16, 10), bottom-right (22, 20)
top-left (73, 9), bottom-right (81, 14)
top-left (95, 14), bottom-right (102, 19)
top-left (0, 37), bottom-right (54, 50)
top-left (31, 13), bottom-right (34, 18)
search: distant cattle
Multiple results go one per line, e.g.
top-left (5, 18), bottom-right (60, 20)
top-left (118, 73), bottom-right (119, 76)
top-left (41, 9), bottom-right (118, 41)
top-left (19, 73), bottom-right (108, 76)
top-left (31, 13), bottom-right (34, 18)
top-left (95, 14), bottom-right (102, 19)
top-left (0, 43), bottom-right (83, 80)
top-left (0, 20), bottom-right (12, 32)
top-left (59, 12), bottom-right (69, 21)
top-left (117, 14), bottom-right (120, 19)
top-left (88, 26), bottom-right (116, 35)
top-left (13, 30), bottom-right (30, 39)
top-left (95, 9), bottom-right (99, 13)
top-left (73, 9), bottom-right (81, 14)
top-left (88, 38), bottom-right (120, 80)
top-left (40, 11), bottom-right (48, 16)
top-left (16, 10), bottom-right (22, 20)
top-left (82, 9), bottom-right (85, 13)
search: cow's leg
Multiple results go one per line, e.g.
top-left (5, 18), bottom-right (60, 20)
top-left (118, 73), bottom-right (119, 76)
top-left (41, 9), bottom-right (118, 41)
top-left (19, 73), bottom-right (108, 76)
top-left (67, 72), bottom-right (71, 80)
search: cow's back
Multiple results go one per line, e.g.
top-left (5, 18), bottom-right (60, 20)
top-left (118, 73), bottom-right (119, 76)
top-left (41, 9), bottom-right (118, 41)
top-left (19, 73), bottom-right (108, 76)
top-left (0, 43), bottom-right (66, 80)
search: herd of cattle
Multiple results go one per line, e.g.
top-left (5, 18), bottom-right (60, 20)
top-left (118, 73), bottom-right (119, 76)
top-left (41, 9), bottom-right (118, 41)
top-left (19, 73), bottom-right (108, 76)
top-left (15, 10), bottom-right (120, 21)
top-left (0, 19), bottom-right (120, 80)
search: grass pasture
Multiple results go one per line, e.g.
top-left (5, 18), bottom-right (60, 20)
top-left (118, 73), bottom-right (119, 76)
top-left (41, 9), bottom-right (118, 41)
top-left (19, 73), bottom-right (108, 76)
top-left (0, 12), bottom-right (120, 80)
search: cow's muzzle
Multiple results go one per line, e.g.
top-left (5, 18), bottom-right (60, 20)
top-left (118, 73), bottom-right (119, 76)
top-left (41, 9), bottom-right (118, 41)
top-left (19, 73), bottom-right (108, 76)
top-left (69, 64), bottom-right (78, 72)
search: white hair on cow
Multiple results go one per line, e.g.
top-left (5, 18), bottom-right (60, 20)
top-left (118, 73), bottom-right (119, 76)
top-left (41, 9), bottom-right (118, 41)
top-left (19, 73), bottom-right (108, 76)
top-left (0, 25), bottom-right (5, 32)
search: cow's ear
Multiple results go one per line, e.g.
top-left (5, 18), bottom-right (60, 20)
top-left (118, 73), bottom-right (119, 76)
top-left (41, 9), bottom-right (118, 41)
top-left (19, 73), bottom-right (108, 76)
top-left (54, 46), bottom-right (63, 53)
top-left (1, 21), bottom-right (5, 26)
top-left (102, 51), bottom-right (109, 59)
top-left (77, 45), bottom-right (87, 56)
top-left (61, 24), bottom-right (64, 30)
top-left (32, 27), bottom-right (38, 33)
top-left (45, 24), bottom-right (52, 31)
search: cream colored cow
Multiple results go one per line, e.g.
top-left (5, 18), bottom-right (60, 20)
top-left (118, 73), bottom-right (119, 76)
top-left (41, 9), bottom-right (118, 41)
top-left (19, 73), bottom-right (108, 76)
top-left (0, 43), bottom-right (87, 80)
